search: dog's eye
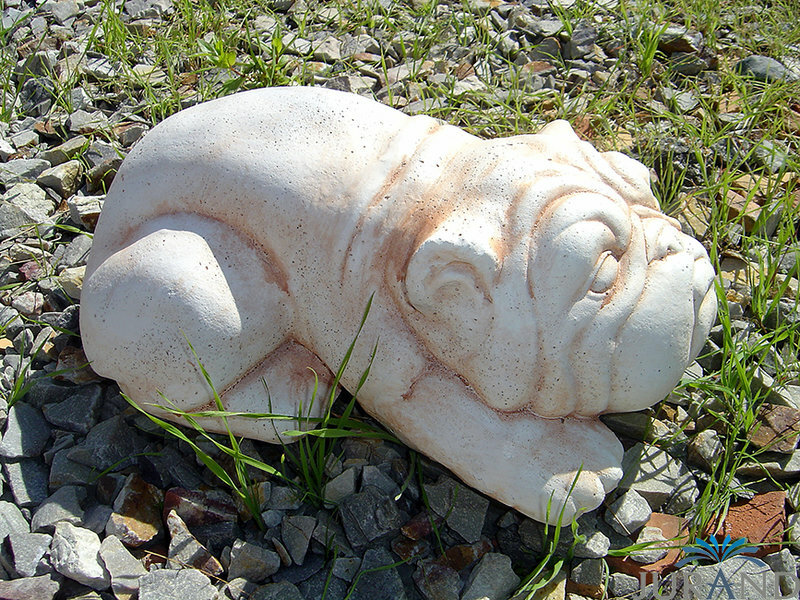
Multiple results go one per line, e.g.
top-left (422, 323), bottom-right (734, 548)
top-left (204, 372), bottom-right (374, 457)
top-left (589, 252), bottom-right (618, 293)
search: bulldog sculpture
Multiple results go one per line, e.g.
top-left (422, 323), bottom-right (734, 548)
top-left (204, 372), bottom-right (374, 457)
top-left (80, 86), bottom-right (716, 524)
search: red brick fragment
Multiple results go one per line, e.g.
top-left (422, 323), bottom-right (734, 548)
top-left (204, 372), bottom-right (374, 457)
top-left (606, 513), bottom-right (688, 585)
top-left (706, 490), bottom-right (786, 558)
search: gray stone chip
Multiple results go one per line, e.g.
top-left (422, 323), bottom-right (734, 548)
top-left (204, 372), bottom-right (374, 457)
top-left (281, 514), bottom-right (316, 566)
top-left (0, 158), bottom-right (51, 187)
top-left (0, 501), bottom-right (30, 540)
top-left (461, 553), bottom-right (519, 600)
top-left (0, 183), bottom-right (56, 240)
top-left (569, 558), bottom-right (606, 598)
top-left (31, 485), bottom-right (86, 533)
top-left (66, 415), bottom-right (147, 471)
top-left (361, 465), bottom-right (400, 497)
top-left (50, 522), bottom-right (110, 590)
top-left (299, 570), bottom-right (349, 600)
top-left (21, 377), bottom-right (75, 408)
top-left (0, 306), bottom-right (24, 338)
top-left (322, 466), bottom-right (357, 504)
top-left (0, 573), bottom-right (61, 600)
top-left (630, 526), bottom-right (669, 564)
top-left (42, 385), bottom-right (102, 434)
top-left (0, 402), bottom-right (51, 458)
top-left (226, 578), bottom-right (260, 600)
top-left (604, 489), bottom-right (652, 537)
top-left (332, 556), bottom-right (361, 582)
top-left (736, 55), bottom-right (797, 83)
top-left (250, 580), bottom-right (304, 600)
top-left (138, 568), bottom-right (219, 600)
top-left (123, 0), bottom-right (173, 19)
top-left (347, 547), bottom-right (407, 600)
top-left (339, 485), bottom-right (402, 548)
top-left (573, 514), bottom-right (611, 559)
top-left (48, 0), bottom-right (81, 24)
top-left (67, 109), bottom-right (111, 133)
top-left (426, 476), bottom-right (489, 543)
top-left (166, 509), bottom-right (223, 576)
top-left (618, 442), bottom-right (697, 509)
top-left (49, 447), bottom-right (97, 489)
top-left (228, 538), bottom-right (280, 583)
top-left (39, 135), bottom-right (88, 166)
top-left (3, 458), bottom-right (50, 507)
top-left (36, 160), bottom-right (82, 198)
top-left (56, 234), bottom-right (94, 268)
top-left (98, 534), bottom-right (146, 600)
top-left (2, 531), bottom-right (52, 577)
top-left (608, 572), bottom-right (640, 597)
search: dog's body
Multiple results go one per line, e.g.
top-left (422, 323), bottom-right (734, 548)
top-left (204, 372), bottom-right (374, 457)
top-left (81, 87), bottom-right (716, 523)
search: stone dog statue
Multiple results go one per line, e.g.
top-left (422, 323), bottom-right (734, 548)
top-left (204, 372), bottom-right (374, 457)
top-left (80, 86), bottom-right (716, 524)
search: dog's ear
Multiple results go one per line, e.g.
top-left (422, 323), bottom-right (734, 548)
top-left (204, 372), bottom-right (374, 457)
top-left (536, 119), bottom-right (582, 141)
top-left (535, 121), bottom-right (660, 211)
top-left (405, 215), bottom-right (498, 328)
top-left (599, 150), bottom-right (659, 210)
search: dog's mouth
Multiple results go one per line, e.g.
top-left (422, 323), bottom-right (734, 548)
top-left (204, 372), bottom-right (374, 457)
top-left (639, 215), bottom-right (716, 363)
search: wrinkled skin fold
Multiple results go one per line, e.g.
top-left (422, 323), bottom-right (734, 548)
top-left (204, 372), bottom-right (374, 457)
top-left (80, 87), bottom-right (717, 524)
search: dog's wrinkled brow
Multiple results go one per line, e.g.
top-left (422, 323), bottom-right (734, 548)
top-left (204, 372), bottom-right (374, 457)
top-left (630, 204), bottom-right (682, 230)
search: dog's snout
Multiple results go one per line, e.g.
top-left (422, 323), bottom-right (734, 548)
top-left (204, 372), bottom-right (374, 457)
top-left (692, 250), bottom-right (716, 301)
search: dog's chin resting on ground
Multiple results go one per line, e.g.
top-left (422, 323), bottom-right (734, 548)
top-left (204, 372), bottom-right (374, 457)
top-left (80, 87), bottom-right (717, 524)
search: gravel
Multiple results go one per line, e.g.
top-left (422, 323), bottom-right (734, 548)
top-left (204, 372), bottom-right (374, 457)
top-left (0, 0), bottom-right (798, 598)
top-left (49, 521), bottom-right (110, 590)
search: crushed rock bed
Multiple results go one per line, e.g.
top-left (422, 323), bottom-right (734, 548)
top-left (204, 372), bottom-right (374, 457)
top-left (1, 0), bottom-right (800, 598)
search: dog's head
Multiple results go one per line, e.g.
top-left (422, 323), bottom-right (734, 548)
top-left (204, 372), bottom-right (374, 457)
top-left (401, 120), bottom-right (716, 417)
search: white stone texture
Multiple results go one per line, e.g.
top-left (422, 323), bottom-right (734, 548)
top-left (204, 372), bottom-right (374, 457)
top-left (36, 160), bottom-right (83, 198)
top-left (99, 535), bottom-right (147, 600)
top-left (0, 182), bottom-right (57, 239)
top-left (50, 522), bottom-right (110, 589)
top-left (80, 87), bottom-right (717, 525)
top-left (630, 525), bottom-right (669, 564)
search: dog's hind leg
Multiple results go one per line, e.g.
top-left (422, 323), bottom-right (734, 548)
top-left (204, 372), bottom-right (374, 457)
top-left (81, 213), bottom-right (334, 442)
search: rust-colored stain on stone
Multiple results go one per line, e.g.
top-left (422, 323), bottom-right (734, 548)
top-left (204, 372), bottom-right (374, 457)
top-left (391, 536), bottom-right (430, 561)
top-left (162, 487), bottom-right (238, 526)
top-left (606, 512), bottom-right (688, 585)
top-left (749, 404), bottom-right (800, 453)
top-left (705, 490), bottom-right (786, 558)
top-left (53, 346), bottom-right (101, 385)
top-left (400, 511), bottom-right (443, 541)
top-left (107, 473), bottom-right (164, 547)
top-left (434, 538), bottom-right (493, 571)
top-left (135, 544), bottom-right (168, 570)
